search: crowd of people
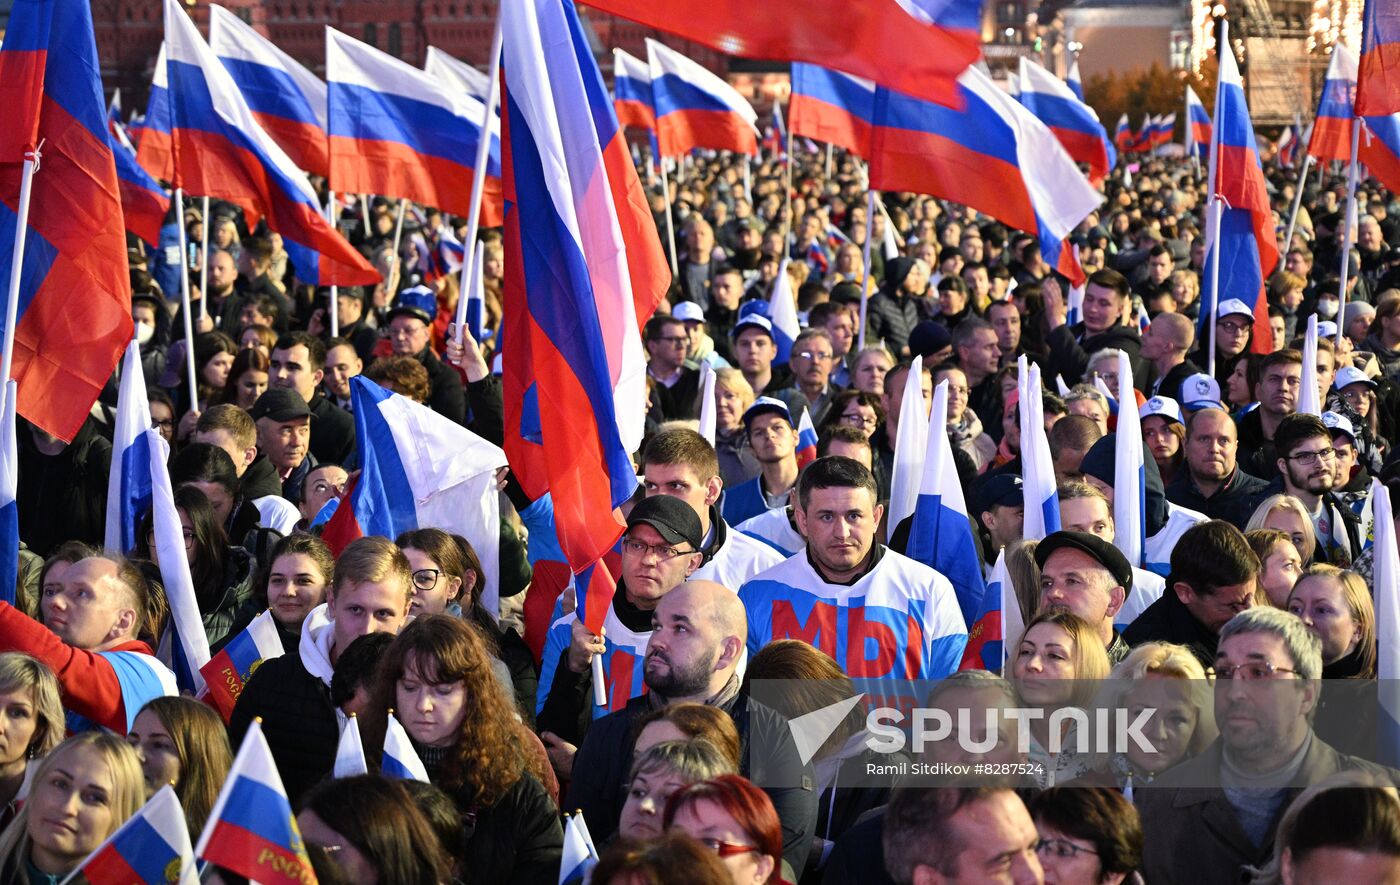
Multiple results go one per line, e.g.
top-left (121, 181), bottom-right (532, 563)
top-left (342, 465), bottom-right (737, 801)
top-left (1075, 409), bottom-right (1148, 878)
top-left (3, 135), bottom-right (1400, 885)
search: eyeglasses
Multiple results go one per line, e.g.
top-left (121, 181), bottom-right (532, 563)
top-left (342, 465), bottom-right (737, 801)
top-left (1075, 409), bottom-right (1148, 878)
top-left (1283, 447), bottom-right (1336, 466)
top-left (151, 418), bottom-right (174, 429)
top-left (1217, 320), bottom-right (1251, 335)
top-left (412, 568), bottom-right (442, 591)
top-left (796, 350), bottom-right (833, 362)
top-left (1036, 839), bottom-right (1099, 860)
top-left (697, 838), bottom-right (761, 859)
top-left (621, 538), bottom-right (696, 560)
top-left (840, 413), bottom-right (878, 429)
top-left (1214, 661), bottom-right (1300, 681)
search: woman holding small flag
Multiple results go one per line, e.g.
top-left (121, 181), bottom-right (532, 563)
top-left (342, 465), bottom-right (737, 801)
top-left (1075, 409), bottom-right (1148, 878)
top-left (0, 732), bottom-right (144, 884)
top-left (363, 615), bottom-right (562, 884)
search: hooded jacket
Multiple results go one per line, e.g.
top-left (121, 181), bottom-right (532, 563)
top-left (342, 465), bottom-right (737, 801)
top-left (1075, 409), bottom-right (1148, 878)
top-left (865, 257), bottom-right (922, 357)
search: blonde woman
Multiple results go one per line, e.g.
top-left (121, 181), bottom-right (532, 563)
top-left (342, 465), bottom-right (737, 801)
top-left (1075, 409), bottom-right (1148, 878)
top-left (1287, 564), bottom-right (1377, 756)
top-left (1011, 610), bottom-right (1111, 787)
top-left (1101, 642), bottom-right (1217, 790)
top-left (1244, 529), bottom-right (1304, 608)
top-left (0, 732), bottom-right (145, 883)
top-left (0, 655), bottom-right (63, 831)
top-left (713, 369), bottom-right (759, 489)
top-left (1246, 494), bottom-right (1317, 565)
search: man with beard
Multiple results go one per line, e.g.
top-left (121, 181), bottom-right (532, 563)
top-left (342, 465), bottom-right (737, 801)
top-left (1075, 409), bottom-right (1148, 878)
top-left (1166, 408), bottom-right (1270, 528)
top-left (1268, 414), bottom-right (1360, 566)
top-left (565, 581), bottom-right (817, 876)
top-left (536, 495), bottom-right (705, 756)
top-left (1136, 607), bottom-right (1395, 885)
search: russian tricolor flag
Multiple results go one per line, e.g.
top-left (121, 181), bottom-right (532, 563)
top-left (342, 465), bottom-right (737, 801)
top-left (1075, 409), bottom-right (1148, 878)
top-left (382, 711), bottom-right (430, 781)
top-left (887, 356), bottom-right (928, 542)
top-left (907, 379), bottom-right (988, 626)
top-left (1066, 59), bottom-right (1086, 102)
top-left (960, 548), bottom-right (1022, 672)
top-left (1018, 57), bottom-right (1115, 185)
top-left (327, 28), bottom-right (503, 225)
top-left (1311, 44), bottom-right (1359, 162)
top-left (195, 721), bottom-right (315, 884)
top-left (1113, 352), bottom-right (1146, 567)
top-left (1150, 112), bottom-right (1176, 150)
top-left (498, 0), bottom-right (670, 610)
top-left (1114, 113), bottom-right (1131, 152)
top-left (321, 376), bottom-right (508, 612)
top-left (1019, 357), bottom-right (1061, 539)
top-left (1356, 0), bottom-right (1400, 117)
top-left (424, 45), bottom-right (495, 106)
top-left (198, 610), bottom-right (285, 723)
top-left (648, 38), bottom-right (758, 157)
top-left (1370, 476), bottom-right (1400, 766)
top-left (110, 127), bottom-right (170, 248)
top-left (790, 63), bottom-right (876, 159)
top-left (795, 407), bottom-right (818, 468)
top-left (333, 713), bottom-right (369, 778)
top-left (72, 785), bottom-right (198, 885)
top-left (163, 1), bottom-right (379, 287)
top-left (768, 258), bottom-right (801, 364)
top-left (147, 427), bottom-right (211, 694)
top-left (581, 0), bottom-right (981, 110)
top-left (0, 0), bottom-right (137, 442)
top-left (209, 4), bottom-right (328, 177)
top-left (136, 43), bottom-right (174, 182)
top-left (868, 63), bottom-right (1101, 287)
top-left (1187, 85), bottom-right (1211, 158)
top-left (104, 341), bottom-right (153, 556)
top-left (1200, 44), bottom-right (1277, 357)
top-left (560, 813), bottom-right (600, 885)
top-left (613, 48), bottom-right (657, 132)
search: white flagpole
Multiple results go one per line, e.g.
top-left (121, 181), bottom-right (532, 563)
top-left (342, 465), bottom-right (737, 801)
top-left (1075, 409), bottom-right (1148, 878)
top-left (1, 151), bottom-right (39, 392)
top-left (824, 142), bottom-right (833, 180)
top-left (174, 188), bottom-right (199, 412)
top-left (1204, 22), bottom-right (1227, 380)
top-left (1207, 199), bottom-right (1223, 379)
top-left (360, 193), bottom-right (372, 233)
top-left (198, 196), bottom-right (209, 319)
top-left (1283, 154), bottom-right (1313, 257)
top-left (742, 155), bottom-right (752, 205)
top-left (389, 198), bottom-right (407, 290)
top-left (659, 155), bottom-right (679, 272)
top-left (452, 15), bottom-right (503, 346)
top-left (1336, 122), bottom-right (1362, 348)
top-left (858, 189), bottom-right (876, 348)
top-left (327, 189), bottom-right (340, 338)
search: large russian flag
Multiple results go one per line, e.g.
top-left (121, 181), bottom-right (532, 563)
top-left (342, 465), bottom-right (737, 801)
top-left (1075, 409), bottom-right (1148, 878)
top-left (74, 786), bottom-right (198, 885)
top-left (424, 45), bottom-right (494, 105)
top-left (1200, 44), bottom-right (1277, 357)
top-left (104, 341), bottom-right (153, 556)
top-left (195, 721), bottom-right (315, 884)
top-left (110, 127), bottom-right (170, 247)
top-left (648, 39), bottom-right (758, 157)
top-left (1186, 85), bottom-right (1212, 158)
top-left (500, 0), bottom-right (670, 631)
top-left (868, 63), bottom-right (1101, 287)
top-left (1310, 44), bottom-right (1358, 162)
top-left (320, 376), bottom-right (509, 614)
top-left (327, 28), bottom-right (503, 225)
top-left (582, 0), bottom-right (981, 109)
top-left (147, 427), bottom-right (211, 695)
top-left (613, 48), bottom-right (657, 132)
top-left (789, 63), bottom-right (876, 159)
top-left (163, 0), bottom-right (378, 287)
top-left (1356, 0), bottom-right (1400, 117)
top-left (1362, 113), bottom-right (1400, 195)
top-left (0, 0), bottom-right (135, 442)
top-left (208, 5), bottom-right (328, 177)
top-left (1017, 57), bottom-right (1115, 185)
top-left (136, 43), bottom-right (174, 182)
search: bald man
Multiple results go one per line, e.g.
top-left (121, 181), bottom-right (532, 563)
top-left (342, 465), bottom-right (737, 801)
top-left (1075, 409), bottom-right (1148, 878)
top-left (565, 579), bottom-right (817, 875)
top-left (1141, 312), bottom-right (1200, 400)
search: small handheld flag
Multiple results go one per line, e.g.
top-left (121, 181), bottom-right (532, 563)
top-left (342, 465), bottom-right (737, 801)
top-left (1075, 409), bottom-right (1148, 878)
top-left (194, 720), bottom-right (316, 885)
top-left (198, 610), bottom-right (285, 722)
top-left (105, 342), bottom-right (154, 556)
top-left (63, 785), bottom-right (198, 885)
top-left (1370, 477), bottom-right (1400, 765)
top-left (795, 407), bottom-right (818, 468)
top-left (887, 356), bottom-right (928, 541)
top-left (333, 714), bottom-right (369, 778)
top-left (1299, 314), bottom-right (1322, 417)
top-left (383, 711), bottom-right (430, 782)
top-left (698, 362), bottom-right (717, 446)
top-left (559, 812), bottom-right (600, 885)
top-left (1019, 358), bottom-right (1061, 539)
top-left (1113, 352), bottom-right (1146, 567)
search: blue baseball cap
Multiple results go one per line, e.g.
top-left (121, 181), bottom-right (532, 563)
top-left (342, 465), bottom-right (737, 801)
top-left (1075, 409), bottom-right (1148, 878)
top-left (388, 285), bottom-right (437, 325)
top-left (743, 396), bottom-right (794, 428)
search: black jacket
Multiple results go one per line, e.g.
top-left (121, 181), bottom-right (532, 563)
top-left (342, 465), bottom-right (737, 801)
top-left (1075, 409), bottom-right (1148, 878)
top-left (1150, 358), bottom-right (1203, 402)
top-left (1044, 322), bottom-right (1145, 391)
top-left (337, 315), bottom-right (381, 364)
top-left (417, 348), bottom-right (467, 425)
top-left (651, 366), bottom-right (703, 421)
top-left (1236, 408), bottom-right (1282, 482)
top-left (566, 690), bottom-right (817, 875)
top-left (1165, 464), bottom-right (1270, 530)
top-left (228, 649), bottom-right (338, 805)
top-left (307, 392), bottom-right (354, 466)
top-left (16, 417), bottom-right (111, 556)
top-left (1121, 583), bottom-right (1220, 670)
top-left (437, 771), bottom-right (563, 885)
top-left (241, 454), bottom-right (285, 501)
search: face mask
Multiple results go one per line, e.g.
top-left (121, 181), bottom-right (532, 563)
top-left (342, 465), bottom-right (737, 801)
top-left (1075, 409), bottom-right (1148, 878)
top-left (135, 322), bottom-right (155, 345)
top-left (1316, 299), bottom-right (1339, 319)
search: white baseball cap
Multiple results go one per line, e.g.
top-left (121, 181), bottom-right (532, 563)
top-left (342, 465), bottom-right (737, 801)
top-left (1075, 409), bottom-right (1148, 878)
top-left (1333, 366), bottom-right (1377, 391)
top-left (1322, 411), bottom-right (1357, 441)
top-left (1179, 373), bottom-right (1224, 411)
top-left (1140, 396), bottom-right (1184, 425)
top-left (672, 301), bottom-right (705, 324)
top-left (1318, 320), bottom-right (1339, 339)
top-left (1216, 299), bottom-right (1254, 320)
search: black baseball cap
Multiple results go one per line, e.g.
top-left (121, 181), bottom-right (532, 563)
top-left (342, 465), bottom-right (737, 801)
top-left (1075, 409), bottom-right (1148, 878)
top-left (626, 495), bottom-right (704, 552)
top-left (248, 388), bottom-right (312, 423)
top-left (977, 474), bottom-right (1024, 515)
top-left (1034, 531), bottom-right (1134, 595)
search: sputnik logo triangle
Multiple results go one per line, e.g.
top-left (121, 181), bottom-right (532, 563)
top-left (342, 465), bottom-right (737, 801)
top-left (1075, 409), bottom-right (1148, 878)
top-left (787, 693), bottom-right (867, 765)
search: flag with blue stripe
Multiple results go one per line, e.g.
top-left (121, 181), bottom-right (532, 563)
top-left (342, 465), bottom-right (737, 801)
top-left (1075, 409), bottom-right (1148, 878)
top-left (1019, 357), bottom-right (1061, 539)
top-left (147, 428), bottom-right (210, 694)
top-left (104, 341), bottom-right (153, 555)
